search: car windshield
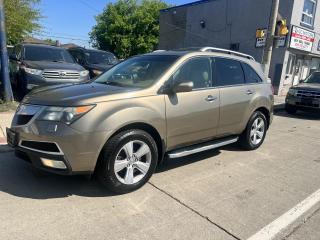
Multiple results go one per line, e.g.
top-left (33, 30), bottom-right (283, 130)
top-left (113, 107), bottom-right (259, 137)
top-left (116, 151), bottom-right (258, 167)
top-left (24, 46), bottom-right (75, 63)
top-left (94, 55), bottom-right (179, 88)
top-left (85, 50), bottom-right (118, 65)
top-left (304, 72), bottom-right (320, 84)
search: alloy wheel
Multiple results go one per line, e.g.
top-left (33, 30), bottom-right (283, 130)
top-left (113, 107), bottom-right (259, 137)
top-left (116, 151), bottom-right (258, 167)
top-left (250, 117), bottom-right (265, 145)
top-left (114, 140), bottom-right (152, 185)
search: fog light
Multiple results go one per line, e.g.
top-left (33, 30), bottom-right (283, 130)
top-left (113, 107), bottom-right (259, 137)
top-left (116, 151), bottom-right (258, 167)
top-left (40, 158), bottom-right (67, 169)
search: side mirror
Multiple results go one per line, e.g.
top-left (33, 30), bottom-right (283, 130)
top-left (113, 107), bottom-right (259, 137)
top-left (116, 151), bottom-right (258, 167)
top-left (9, 54), bottom-right (18, 61)
top-left (173, 81), bottom-right (194, 93)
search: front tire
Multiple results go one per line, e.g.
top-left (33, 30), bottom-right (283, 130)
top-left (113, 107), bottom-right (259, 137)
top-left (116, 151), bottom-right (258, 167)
top-left (239, 111), bottom-right (267, 150)
top-left (97, 129), bottom-right (158, 194)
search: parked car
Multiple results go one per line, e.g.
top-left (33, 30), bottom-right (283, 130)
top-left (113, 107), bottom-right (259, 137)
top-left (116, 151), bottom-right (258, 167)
top-left (285, 71), bottom-right (320, 114)
top-left (7, 47), bottom-right (273, 193)
top-left (9, 43), bottom-right (89, 96)
top-left (67, 47), bottom-right (118, 78)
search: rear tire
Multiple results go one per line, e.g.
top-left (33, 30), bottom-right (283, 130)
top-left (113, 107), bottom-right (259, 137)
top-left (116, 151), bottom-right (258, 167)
top-left (97, 129), bottom-right (158, 194)
top-left (285, 103), bottom-right (297, 114)
top-left (239, 111), bottom-right (267, 150)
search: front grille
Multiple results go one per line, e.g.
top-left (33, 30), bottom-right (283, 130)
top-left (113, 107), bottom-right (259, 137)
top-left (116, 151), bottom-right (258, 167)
top-left (16, 115), bottom-right (34, 125)
top-left (42, 70), bottom-right (80, 80)
top-left (20, 140), bottom-right (62, 154)
top-left (297, 90), bottom-right (320, 99)
top-left (296, 102), bottom-right (319, 108)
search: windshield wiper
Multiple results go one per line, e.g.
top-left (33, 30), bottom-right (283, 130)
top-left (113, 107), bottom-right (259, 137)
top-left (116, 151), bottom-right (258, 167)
top-left (51, 60), bottom-right (66, 63)
top-left (102, 81), bottom-right (124, 87)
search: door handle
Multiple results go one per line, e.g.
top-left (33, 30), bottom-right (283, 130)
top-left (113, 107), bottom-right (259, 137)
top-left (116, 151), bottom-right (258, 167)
top-left (205, 95), bottom-right (217, 102)
top-left (246, 90), bottom-right (254, 95)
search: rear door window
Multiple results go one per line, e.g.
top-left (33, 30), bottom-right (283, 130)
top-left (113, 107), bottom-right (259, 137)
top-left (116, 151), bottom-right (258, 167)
top-left (212, 58), bottom-right (245, 87)
top-left (242, 63), bottom-right (263, 84)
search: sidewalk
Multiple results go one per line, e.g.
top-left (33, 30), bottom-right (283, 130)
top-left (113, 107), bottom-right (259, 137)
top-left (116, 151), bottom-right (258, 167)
top-left (0, 112), bottom-right (14, 145)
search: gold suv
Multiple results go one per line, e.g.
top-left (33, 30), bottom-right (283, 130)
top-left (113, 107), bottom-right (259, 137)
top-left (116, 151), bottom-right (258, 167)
top-left (7, 47), bottom-right (274, 193)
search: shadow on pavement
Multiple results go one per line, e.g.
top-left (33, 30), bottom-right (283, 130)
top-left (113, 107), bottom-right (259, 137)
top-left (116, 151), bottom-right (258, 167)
top-left (0, 149), bottom-right (116, 199)
top-left (0, 146), bottom-right (223, 200)
top-left (157, 149), bottom-right (221, 173)
top-left (274, 109), bottom-right (320, 120)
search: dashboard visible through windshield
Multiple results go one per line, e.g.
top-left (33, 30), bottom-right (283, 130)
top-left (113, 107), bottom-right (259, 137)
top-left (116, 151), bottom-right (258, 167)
top-left (94, 55), bottom-right (179, 88)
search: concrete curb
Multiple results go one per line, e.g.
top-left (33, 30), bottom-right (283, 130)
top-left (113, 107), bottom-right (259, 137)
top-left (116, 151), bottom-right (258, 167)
top-left (0, 126), bottom-right (6, 145)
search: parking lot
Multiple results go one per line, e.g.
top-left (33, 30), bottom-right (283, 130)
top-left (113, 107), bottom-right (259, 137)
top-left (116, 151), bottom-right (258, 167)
top-left (1, 109), bottom-right (320, 240)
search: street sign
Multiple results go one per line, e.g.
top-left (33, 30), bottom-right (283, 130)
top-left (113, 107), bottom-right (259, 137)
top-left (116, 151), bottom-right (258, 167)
top-left (255, 29), bottom-right (267, 48)
top-left (289, 25), bottom-right (315, 52)
top-left (274, 36), bottom-right (286, 48)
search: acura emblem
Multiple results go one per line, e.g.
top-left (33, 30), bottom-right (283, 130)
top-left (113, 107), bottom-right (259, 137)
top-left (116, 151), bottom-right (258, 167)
top-left (59, 71), bottom-right (67, 77)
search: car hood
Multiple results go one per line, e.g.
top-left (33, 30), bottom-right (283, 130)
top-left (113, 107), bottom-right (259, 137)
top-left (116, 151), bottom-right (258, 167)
top-left (294, 83), bottom-right (320, 91)
top-left (23, 60), bottom-right (85, 71)
top-left (87, 63), bottom-right (114, 71)
top-left (22, 82), bottom-right (140, 106)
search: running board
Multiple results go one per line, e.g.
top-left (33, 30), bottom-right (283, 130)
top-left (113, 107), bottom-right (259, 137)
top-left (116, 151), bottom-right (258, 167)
top-left (167, 137), bottom-right (239, 158)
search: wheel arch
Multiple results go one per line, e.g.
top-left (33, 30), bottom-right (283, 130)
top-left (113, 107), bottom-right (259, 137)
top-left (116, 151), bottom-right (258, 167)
top-left (95, 122), bottom-right (166, 173)
top-left (253, 106), bottom-right (271, 129)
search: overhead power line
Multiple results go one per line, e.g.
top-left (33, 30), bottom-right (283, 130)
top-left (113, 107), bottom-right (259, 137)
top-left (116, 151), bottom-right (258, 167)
top-left (78, 0), bottom-right (101, 13)
top-left (35, 33), bottom-right (90, 43)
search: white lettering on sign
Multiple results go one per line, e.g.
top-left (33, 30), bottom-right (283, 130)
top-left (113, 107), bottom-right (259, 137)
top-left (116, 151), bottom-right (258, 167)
top-left (289, 26), bottom-right (315, 52)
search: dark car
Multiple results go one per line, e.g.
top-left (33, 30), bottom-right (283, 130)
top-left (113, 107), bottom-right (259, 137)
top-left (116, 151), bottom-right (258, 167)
top-left (67, 47), bottom-right (118, 78)
top-left (9, 43), bottom-right (89, 96)
top-left (285, 71), bottom-right (320, 113)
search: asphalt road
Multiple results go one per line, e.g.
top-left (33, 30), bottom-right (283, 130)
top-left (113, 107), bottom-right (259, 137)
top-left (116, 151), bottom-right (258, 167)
top-left (0, 110), bottom-right (320, 240)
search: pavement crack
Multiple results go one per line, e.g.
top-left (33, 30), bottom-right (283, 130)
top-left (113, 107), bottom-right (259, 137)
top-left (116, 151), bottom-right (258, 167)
top-left (148, 182), bottom-right (241, 240)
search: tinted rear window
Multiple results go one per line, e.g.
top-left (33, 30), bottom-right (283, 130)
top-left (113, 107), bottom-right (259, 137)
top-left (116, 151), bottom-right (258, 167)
top-left (242, 63), bottom-right (262, 84)
top-left (213, 58), bottom-right (245, 86)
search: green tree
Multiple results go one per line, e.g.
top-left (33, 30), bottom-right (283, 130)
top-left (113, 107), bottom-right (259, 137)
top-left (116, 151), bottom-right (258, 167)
top-left (4, 0), bottom-right (42, 45)
top-left (90, 0), bottom-right (169, 59)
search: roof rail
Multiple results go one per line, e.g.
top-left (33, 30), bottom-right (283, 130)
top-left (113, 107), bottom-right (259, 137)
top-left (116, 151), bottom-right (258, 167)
top-left (200, 47), bottom-right (255, 61)
top-left (153, 50), bottom-right (166, 52)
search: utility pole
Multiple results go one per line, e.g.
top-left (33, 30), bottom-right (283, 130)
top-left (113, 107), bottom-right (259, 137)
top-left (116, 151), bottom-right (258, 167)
top-left (0, 0), bottom-right (13, 102)
top-left (262, 0), bottom-right (279, 78)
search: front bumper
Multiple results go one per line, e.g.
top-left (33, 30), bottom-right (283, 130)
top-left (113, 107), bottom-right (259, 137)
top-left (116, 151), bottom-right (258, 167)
top-left (7, 113), bottom-right (111, 175)
top-left (286, 94), bottom-right (320, 110)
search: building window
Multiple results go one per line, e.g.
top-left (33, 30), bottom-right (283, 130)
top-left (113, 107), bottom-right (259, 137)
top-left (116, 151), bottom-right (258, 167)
top-left (230, 43), bottom-right (240, 51)
top-left (301, 0), bottom-right (317, 27)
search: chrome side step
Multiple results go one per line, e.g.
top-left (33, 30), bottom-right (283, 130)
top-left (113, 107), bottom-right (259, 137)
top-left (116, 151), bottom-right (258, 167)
top-left (167, 137), bottom-right (239, 158)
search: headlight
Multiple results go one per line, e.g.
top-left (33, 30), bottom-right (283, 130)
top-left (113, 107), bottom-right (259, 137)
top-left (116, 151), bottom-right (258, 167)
top-left (38, 105), bottom-right (95, 124)
top-left (288, 88), bottom-right (297, 96)
top-left (80, 70), bottom-right (89, 77)
top-left (23, 67), bottom-right (42, 75)
top-left (92, 69), bottom-right (103, 76)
